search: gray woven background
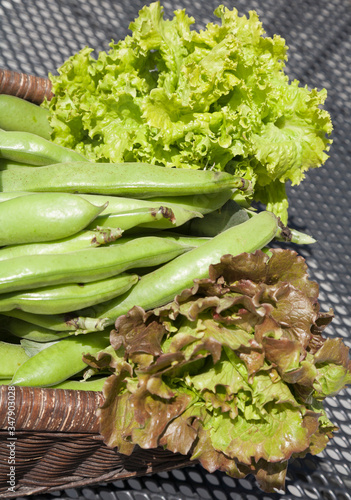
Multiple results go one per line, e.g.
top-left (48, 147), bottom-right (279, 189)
top-left (1, 0), bottom-right (351, 499)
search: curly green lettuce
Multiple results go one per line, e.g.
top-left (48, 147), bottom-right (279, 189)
top-left (47, 2), bottom-right (332, 222)
top-left (84, 249), bottom-right (351, 493)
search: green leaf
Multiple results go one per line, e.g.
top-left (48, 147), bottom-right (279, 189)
top-left (207, 402), bottom-right (316, 464)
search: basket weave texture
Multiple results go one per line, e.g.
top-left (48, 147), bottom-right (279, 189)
top-left (0, 385), bottom-right (194, 498)
top-left (0, 69), bottom-right (194, 497)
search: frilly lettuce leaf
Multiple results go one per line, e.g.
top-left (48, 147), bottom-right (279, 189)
top-left (84, 249), bottom-right (350, 493)
top-left (47, 2), bottom-right (332, 223)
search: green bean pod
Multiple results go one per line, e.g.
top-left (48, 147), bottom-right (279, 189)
top-left (0, 159), bottom-right (35, 170)
top-left (0, 95), bottom-right (52, 140)
top-left (0, 129), bottom-right (86, 165)
top-left (49, 376), bottom-right (108, 391)
top-left (0, 316), bottom-right (69, 342)
top-left (0, 228), bottom-right (123, 262)
top-left (76, 211), bottom-right (279, 329)
top-left (0, 162), bottom-right (252, 197)
top-left (89, 206), bottom-right (202, 231)
top-left (2, 309), bottom-right (85, 333)
top-left (1, 377), bottom-right (107, 389)
top-left (11, 330), bottom-right (110, 387)
top-left (0, 341), bottom-right (29, 379)
top-left (0, 190), bottom-right (235, 216)
top-left (91, 206), bottom-right (175, 230)
top-left (0, 234), bottom-right (200, 294)
top-left (0, 234), bottom-right (210, 332)
top-left (0, 191), bottom-right (31, 202)
top-left (80, 190), bottom-right (235, 217)
top-left (0, 273), bottom-right (138, 315)
top-left (0, 193), bottom-right (107, 246)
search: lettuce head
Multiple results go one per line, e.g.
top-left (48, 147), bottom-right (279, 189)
top-left (47, 2), bottom-right (332, 223)
top-left (84, 249), bottom-right (351, 493)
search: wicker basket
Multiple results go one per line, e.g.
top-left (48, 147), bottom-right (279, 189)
top-left (0, 386), bottom-right (194, 498)
top-left (0, 69), bottom-right (195, 497)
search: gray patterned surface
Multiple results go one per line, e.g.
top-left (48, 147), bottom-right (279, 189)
top-left (1, 0), bottom-right (351, 499)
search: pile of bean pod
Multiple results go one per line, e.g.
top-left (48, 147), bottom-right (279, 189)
top-left (0, 95), bottom-right (280, 390)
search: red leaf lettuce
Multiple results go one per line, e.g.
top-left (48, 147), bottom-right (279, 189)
top-left (86, 249), bottom-right (351, 492)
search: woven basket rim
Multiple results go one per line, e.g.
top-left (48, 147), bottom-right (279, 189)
top-left (0, 67), bottom-right (52, 104)
top-left (0, 385), bottom-right (103, 433)
top-left (0, 382), bottom-right (195, 498)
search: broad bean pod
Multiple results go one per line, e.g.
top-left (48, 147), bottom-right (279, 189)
top-left (0, 234), bottom-right (200, 294)
top-left (0, 316), bottom-right (69, 342)
top-left (80, 190), bottom-right (235, 218)
top-left (0, 189), bottom-right (235, 216)
top-left (89, 206), bottom-right (202, 231)
top-left (11, 330), bottom-right (110, 387)
top-left (2, 309), bottom-right (86, 333)
top-left (48, 377), bottom-right (107, 391)
top-left (0, 129), bottom-right (86, 165)
top-left (0, 227), bottom-right (123, 262)
top-left (67, 211), bottom-right (279, 331)
top-left (0, 193), bottom-right (108, 246)
top-left (0, 377), bottom-right (106, 390)
top-left (0, 191), bottom-right (32, 202)
top-left (0, 95), bottom-right (52, 140)
top-left (0, 162), bottom-right (252, 197)
top-left (0, 233), bottom-right (210, 332)
top-left (0, 159), bottom-right (34, 170)
top-left (0, 341), bottom-right (29, 379)
top-left (0, 273), bottom-right (138, 315)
